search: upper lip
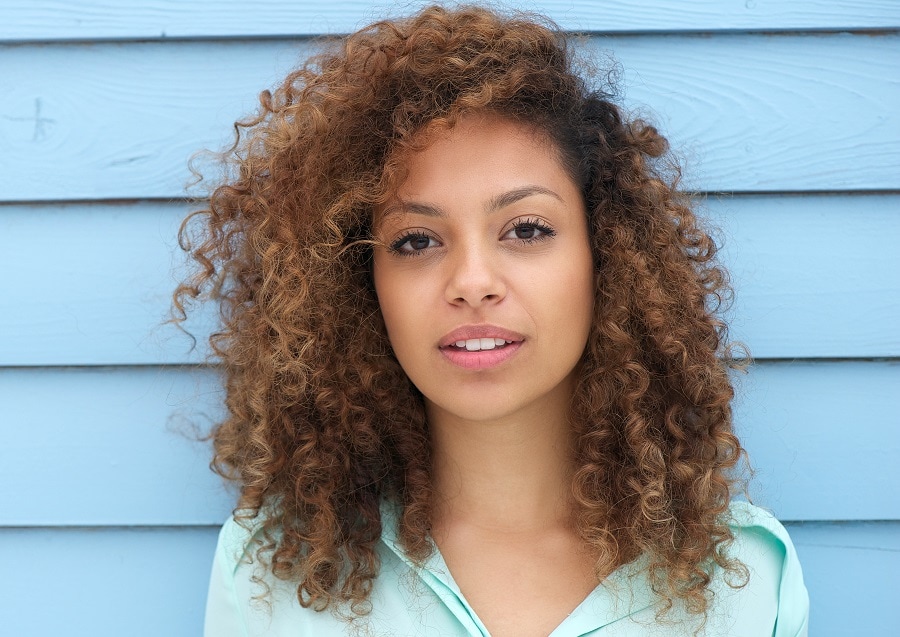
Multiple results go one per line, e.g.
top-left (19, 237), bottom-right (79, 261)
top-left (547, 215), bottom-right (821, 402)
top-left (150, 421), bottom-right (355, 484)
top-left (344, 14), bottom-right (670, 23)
top-left (438, 325), bottom-right (526, 348)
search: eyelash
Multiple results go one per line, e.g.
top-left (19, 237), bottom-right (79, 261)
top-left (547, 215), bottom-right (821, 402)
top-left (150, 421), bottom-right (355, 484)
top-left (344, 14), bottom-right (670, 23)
top-left (387, 218), bottom-right (557, 257)
top-left (388, 229), bottom-right (435, 256)
top-left (508, 217), bottom-right (556, 244)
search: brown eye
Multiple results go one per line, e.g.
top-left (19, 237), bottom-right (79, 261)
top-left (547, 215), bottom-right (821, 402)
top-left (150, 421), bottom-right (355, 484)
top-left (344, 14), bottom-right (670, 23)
top-left (503, 219), bottom-right (556, 244)
top-left (409, 235), bottom-right (431, 250)
top-left (515, 225), bottom-right (538, 239)
top-left (389, 231), bottom-right (439, 255)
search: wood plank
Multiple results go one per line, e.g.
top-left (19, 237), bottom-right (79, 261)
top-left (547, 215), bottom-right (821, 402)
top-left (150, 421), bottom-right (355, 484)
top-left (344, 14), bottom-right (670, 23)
top-left (0, 33), bottom-right (897, 200)
top-left (732, 361), bottom-right (900, 521)
top-left (0, 522), bottom-right (896, 635)
top-left (1, 0), bottom-right (898, 42)
top-left (1, 361), bottom-right (897, 526)
top-left (0, 526), bottom-right (218, 637)
top-left (598, 33), bottom-right (900, 193)
top-left (0, 367), bottom-right (234, 526)
top-left (785, 521), bottom-right (900, 636)
top-left (2, 194), bottom-right (896, 366)
top-left (707, 194), bottom-right (900, 359)
top-left (0, 202), bottom-right (210, 366)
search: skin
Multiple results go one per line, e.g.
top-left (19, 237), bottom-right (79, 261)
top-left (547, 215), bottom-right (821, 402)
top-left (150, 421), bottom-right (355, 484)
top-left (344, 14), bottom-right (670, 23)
top-left (373, 113), bottom-right (598, 637)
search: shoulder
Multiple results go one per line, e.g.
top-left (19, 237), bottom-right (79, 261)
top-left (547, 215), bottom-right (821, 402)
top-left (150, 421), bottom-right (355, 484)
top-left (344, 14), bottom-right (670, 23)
top-left (725, 500), bottom-right (804, 590)
top-left (213, 513), bottom-right (264, 576)
top-left (713, 501), bottom-right (810, 637)
top-left (204, 512), bottom-right (455, 636)
top-left (205, 514), bottom-right (317, 637)
top-left (204, 515), bottom-right (265, 637)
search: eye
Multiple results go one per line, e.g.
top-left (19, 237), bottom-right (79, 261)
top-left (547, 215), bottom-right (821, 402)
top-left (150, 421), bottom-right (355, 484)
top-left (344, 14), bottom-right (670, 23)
top-left (502, 218), bottom-right (556, 244)
top-left (388, 231), bottom-right (440, 256)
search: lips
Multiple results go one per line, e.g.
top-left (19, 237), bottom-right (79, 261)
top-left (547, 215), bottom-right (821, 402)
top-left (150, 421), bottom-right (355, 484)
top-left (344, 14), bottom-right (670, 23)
top-left (438, 325), bottom-right (525, 370)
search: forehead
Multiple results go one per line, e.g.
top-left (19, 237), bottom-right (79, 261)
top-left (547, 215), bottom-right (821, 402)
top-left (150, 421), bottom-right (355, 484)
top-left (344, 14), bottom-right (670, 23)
top-left (375, 113), bottom-right (572, 220)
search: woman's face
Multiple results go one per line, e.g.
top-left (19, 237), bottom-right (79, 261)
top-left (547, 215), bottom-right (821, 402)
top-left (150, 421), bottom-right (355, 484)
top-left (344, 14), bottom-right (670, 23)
top-left (373, 113), bottom-right (595, 424)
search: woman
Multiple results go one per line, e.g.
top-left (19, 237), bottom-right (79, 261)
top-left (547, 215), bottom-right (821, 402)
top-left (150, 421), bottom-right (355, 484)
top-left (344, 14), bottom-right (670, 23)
top-left (176, 5), bottom-right (809, 636)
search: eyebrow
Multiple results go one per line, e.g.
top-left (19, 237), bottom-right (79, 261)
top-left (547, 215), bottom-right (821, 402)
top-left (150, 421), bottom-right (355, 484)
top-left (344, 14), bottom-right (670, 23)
top-left (488, 185), bottom-right (563, 211)
top-left (382, 185), bottom-right (564, 220)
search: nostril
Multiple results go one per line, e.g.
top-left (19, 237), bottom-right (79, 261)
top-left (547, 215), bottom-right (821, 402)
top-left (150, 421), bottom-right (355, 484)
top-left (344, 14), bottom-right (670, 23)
top-left (444, 257), bottom-right (507, 306)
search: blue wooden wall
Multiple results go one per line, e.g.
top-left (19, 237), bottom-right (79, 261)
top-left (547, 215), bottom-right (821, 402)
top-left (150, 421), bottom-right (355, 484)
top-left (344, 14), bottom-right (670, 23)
top-left (1, 2), bottom-right (898, 635)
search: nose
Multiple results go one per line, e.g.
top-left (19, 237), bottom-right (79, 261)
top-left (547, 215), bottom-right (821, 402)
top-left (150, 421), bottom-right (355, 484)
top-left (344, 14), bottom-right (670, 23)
top-left (444, 240), bottom-right (507, 308)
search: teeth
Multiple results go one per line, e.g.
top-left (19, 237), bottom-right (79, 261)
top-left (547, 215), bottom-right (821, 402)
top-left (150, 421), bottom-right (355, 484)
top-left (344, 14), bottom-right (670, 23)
top-left (454, 338), bottom-right (513, 351)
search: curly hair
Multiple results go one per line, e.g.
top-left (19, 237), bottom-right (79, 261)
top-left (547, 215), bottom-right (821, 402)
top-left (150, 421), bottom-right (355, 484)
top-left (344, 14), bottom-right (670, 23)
top-left (174, 3), bottom-right (747, 620)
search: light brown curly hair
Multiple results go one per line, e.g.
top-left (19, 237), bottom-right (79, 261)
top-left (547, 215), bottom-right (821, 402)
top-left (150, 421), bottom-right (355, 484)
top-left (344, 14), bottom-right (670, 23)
top-left (174, 2), bottom-right (748, 620)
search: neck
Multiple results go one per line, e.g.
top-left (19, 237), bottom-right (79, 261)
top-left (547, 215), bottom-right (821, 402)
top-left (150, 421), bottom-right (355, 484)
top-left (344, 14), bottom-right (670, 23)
top-left (427, 390), bottom-right (576, 535)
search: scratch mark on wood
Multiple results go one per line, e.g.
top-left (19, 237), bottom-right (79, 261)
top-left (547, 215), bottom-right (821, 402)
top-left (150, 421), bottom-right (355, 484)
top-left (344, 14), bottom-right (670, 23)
top-left (108, 154), bottom-right (153, 167)
top-left (3, 98), bottom-right (55, 141)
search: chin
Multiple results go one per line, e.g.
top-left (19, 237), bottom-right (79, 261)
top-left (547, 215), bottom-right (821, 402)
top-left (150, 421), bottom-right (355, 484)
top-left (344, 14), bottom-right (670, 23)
top-left (425, 394), bottom-right (528, 425)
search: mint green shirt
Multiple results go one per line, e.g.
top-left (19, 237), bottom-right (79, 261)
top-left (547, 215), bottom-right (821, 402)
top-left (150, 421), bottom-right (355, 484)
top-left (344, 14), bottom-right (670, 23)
top-left (204, 500), bottom-right (809, 636)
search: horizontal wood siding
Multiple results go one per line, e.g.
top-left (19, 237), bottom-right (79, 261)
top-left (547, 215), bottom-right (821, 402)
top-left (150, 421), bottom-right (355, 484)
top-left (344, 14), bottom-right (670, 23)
top-left (2, 33), bottom-right (897, 201)
top-left (2, 362), bottom-right (897, 525)
top-left (2, 2), bottom-right (897, 635)
top-left (788, 521), bottom-right (900, 636)
top-left (0, 526), bottom-right (219, 636)
top-left (1, 522), bottom-right (897, 636)
top-left (2, 195), bottom-right (897, 366)
top-left (0, 195), bottom-right (900, 366)
top-left (2, 0), bottom-right (898, 41)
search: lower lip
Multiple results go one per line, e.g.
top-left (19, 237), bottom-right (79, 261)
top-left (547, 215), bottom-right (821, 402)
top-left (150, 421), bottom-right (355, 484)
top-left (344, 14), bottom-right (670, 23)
top-left (439, 341), bottom-right (523, 370)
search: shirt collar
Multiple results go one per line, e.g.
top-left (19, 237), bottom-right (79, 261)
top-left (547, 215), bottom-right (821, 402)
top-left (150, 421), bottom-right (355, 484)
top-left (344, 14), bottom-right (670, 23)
top-left (378, 500), bottom-right (658, 636)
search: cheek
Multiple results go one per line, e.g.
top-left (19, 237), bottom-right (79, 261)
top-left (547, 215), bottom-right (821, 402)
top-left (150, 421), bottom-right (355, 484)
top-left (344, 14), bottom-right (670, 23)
top-left (549, 244), bottom-right (595, 343)
top-left (373, 258), bottom-right (425, 351)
